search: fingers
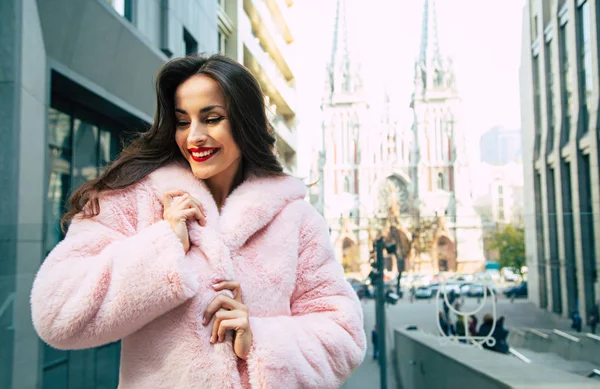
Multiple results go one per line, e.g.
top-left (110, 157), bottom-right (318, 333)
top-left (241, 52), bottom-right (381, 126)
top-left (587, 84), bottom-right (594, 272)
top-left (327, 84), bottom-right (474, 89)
top-left (162, 191), bottom-right (207, 226)
top-left (210, 309), bottom-right (247, 343)
top-left (213, 281), bottom-right (242, 302)
top-left (203, 294), bottom-right (246, 325)
top-left (185, 195), bottom-right (207, 218)
top-left (178, 200), bottom-right (205, 226)
top-left (216, 317), bottom-right (249, 343)
top-left (162, 190), bottom-right (187, 207)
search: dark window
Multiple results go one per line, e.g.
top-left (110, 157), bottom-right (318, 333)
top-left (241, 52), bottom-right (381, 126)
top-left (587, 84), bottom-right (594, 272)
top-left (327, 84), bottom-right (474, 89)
top-left (577, 1), bottom-right (592, 131)
top-left (545, 40), bottom-right (555, 151)
top-left (547, 168), bottom-right (562, 314)
top-left (534, 172), bottom-right (548, 308)
top-left (533, 55), bottom-right (542, 159)
top-left (40, 71), bottom-right (145, 388)
top-left (559, 22), bottom-right (572, 144)
top-left (106, 0), bottom-right (133, 22)
top-left (184, 28), bottom-right (198, 55)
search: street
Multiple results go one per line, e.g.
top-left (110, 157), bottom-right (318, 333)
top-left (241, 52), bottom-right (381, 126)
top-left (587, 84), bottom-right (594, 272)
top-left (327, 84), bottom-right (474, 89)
top-left (342, 295), bottom-right (574, 389)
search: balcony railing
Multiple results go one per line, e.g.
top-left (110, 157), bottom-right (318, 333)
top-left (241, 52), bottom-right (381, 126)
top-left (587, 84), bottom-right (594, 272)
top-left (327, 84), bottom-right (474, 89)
top-left (242, 13), bottom-right (296, 114)
top-left (246, 0), bottom-right (294, 79)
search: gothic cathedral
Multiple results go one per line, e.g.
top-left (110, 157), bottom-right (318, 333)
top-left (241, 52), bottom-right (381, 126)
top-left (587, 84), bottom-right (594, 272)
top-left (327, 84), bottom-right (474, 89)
top-left (312, 0), bottom-right (486, 276)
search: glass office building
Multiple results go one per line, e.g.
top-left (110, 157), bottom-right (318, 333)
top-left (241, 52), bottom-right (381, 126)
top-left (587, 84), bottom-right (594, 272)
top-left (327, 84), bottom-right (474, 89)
top-left (1, 0), bottom-right (218, 387)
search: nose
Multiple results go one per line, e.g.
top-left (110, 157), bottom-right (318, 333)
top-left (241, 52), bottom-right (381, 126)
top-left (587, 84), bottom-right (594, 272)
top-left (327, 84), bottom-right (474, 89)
top-left (187, 121), bottom-right (208, 145)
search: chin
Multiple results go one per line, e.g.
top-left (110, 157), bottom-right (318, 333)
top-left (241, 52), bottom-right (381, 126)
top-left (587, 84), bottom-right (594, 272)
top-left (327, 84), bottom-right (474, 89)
top-left (189, 166), bottom-right (216, 180)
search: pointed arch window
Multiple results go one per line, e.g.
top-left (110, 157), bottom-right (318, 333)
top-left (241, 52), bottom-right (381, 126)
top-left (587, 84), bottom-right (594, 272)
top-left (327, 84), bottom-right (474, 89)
top-left (344, 175), bottom-right (351, 193)
top-left (434, 68), bottom-right (444, 87)
top-left (437, 172), bottom-right (445, 190)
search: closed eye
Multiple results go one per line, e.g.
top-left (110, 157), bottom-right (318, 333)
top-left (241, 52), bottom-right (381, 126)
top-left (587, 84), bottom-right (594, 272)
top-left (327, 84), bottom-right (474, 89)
top-left (176, 121), bottom-right (190, 127)
top-left (206, 116), bottom-right (224, 124)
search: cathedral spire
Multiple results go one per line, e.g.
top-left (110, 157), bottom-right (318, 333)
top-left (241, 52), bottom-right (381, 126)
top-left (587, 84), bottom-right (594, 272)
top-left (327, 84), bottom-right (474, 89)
top-left (413, 0), bottom-right (457, 96)
top-left (418, 0), bottom-right (443, 71)
top-left (326, 0), bottom-right (361, 99)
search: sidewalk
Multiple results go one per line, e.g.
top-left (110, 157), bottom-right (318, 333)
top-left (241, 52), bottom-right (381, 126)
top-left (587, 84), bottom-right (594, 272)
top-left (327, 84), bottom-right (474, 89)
top-left (342, 300), bottom-right (396, 389)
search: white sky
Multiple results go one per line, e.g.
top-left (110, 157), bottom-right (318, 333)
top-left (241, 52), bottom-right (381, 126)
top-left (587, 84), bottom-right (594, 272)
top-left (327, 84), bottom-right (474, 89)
top-left (292, 0), bottom-right (527, 178)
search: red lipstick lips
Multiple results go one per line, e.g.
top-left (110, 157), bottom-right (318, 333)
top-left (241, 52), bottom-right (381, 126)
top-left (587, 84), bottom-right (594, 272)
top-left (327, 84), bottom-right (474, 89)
top-left (189, 147), bottom-right (220, 162)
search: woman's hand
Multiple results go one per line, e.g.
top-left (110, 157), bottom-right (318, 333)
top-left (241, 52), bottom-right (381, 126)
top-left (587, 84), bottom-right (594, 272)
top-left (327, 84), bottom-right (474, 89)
top-left (203, 281), bottom-right (252, 360)
top-left (162, 190), bottom-right (206, 253)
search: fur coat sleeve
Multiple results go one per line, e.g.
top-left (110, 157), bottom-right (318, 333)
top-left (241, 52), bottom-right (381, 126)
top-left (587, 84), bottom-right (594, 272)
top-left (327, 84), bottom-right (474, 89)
top-left (30, 181), bottom-right (202, 350)
top-left (245, 206), bottom-right (367, 389)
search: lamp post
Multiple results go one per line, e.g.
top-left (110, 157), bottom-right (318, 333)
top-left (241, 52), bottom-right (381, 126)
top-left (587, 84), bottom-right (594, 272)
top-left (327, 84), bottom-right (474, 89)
top-left (374, 237), bottom-right (387, 389)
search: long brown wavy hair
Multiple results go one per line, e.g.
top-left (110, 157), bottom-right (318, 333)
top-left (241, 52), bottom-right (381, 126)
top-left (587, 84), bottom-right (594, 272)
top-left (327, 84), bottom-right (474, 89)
top-left (62, 54), bottom-right (284, 227)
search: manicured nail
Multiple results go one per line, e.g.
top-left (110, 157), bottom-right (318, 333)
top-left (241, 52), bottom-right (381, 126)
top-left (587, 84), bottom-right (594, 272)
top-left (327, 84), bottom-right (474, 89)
top-left (212, 283), bottom-right (219, 289)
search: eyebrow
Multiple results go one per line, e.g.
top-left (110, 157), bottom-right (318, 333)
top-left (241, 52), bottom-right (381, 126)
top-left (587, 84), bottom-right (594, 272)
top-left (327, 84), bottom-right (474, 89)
top-left (175, 105), bottom-right (224, 114)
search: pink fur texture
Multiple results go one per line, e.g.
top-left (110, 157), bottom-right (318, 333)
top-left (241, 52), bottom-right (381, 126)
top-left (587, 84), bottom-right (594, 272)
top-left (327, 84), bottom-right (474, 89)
top-left (31, 163), bottom-right (366, 389)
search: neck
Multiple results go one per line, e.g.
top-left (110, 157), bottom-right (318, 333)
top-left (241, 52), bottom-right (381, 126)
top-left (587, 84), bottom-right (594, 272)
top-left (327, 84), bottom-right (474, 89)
top-left (205, 159), bottom-right (244, 210)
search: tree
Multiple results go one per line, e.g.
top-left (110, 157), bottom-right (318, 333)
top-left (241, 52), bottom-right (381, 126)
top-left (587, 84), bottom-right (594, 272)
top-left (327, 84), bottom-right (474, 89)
top-left (487, 224), bottom-right (526, 277)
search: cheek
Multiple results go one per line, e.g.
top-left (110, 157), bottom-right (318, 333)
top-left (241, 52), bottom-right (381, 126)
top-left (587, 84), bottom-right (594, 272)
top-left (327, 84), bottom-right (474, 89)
top-left (175, 131), bottom-right (187, 150)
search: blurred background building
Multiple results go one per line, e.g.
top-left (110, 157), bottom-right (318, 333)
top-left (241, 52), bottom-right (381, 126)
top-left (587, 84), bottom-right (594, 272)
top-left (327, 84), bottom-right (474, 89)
top-left (0, 0), bottom-right (296, 388)
top-left (314, 0), bottom-right (485, 277)
top-left (234, 0), bottom-right (298, 173)
top-left (480, 126), bottom-right (522, 165)
top-left (520, 0), bottom-right (599, 325)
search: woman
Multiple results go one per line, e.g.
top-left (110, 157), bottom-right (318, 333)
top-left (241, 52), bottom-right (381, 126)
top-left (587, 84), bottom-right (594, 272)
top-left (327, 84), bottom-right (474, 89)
top-left (30, 54), bottom-right (366, 389)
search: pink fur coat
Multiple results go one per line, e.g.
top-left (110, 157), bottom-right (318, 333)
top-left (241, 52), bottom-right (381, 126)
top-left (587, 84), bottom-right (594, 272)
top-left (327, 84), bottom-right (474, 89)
top-left (30, 163), bottom-right (366, 389)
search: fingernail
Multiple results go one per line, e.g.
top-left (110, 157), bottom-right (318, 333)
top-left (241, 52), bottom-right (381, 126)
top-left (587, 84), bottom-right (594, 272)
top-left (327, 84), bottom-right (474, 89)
top-left (212, 283), bottom-right (219, 289)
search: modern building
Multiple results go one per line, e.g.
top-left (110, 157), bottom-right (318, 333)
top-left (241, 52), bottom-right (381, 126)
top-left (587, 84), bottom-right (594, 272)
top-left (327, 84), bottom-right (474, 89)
top-left (0, 0), bottom-right (292, 388)
top-left (233, 0), bottom-right (298, 173)
top-left (473, 161), bottom-right (525, 227)
top-left (480, 126), bottom-right (523, 165)
top-left (520, 0), bottom-right (600, 325)
top-left (314, 0), bottom-right (485, 276)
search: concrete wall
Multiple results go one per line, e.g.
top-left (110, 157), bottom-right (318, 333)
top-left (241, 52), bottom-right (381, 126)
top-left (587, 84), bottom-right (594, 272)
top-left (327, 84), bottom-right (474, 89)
top-left (394, 329), bottom-right (600, 389)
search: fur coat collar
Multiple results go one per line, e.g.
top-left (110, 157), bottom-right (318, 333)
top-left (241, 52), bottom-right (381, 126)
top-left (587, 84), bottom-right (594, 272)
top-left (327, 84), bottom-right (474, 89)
top-left (147, 162), bottom-right (308, 280)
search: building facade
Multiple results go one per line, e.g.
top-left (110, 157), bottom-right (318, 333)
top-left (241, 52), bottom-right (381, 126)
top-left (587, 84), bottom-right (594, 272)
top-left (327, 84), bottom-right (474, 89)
top-left (231, 0), bottom-right (298, 173)
top-left (315, 0), bottom-right (485, 276)
top-left (0, 0), bottom-right (296, 388)
top-left (474, 162), bottom-right (525, 226)
top-left (521, 0), bottom-right (600, 324)
top-left (480, 126), bottom-right (523, 165)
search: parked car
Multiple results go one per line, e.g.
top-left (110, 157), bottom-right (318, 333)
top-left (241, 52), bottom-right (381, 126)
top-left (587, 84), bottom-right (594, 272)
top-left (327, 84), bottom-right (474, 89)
top-left (346, 278), bottom-right (372, 299)
top-left (503, 282), bottom-right (528, 299)
top-left (414, 286), bottom-right (433, 299)
top-left (384, 280), bottom-right (404, 299)
top-left (466, 284), bottom-right (495, 297)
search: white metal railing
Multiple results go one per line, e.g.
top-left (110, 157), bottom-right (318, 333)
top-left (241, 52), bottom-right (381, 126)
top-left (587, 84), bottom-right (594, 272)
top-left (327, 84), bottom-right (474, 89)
top-left (585, 369), bottom-right (600, 378)
top-left (586, 333), bottom-right (600, 342)
top-left (528, 328), bottom-right (550, 339)
top-left (253, 0), bottom-right (293, 70)
top-left (509, 348), bottom-right (532, 363)
top-left (0, 292), bottom-right (15, 330)
top-left (553, 329), bottom-right (580, 342)
top-left (242, 19), bottom-right (296, 112)
top-left (271, 116), bottom-right (296, 150)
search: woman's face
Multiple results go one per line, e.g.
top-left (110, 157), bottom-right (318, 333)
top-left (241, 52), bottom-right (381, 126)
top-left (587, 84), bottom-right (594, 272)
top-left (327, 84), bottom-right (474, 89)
top-left (174, 75), bottom-right (241, 183)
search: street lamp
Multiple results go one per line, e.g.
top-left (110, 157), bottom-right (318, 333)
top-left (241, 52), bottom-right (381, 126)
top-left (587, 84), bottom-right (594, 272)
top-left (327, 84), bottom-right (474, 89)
top-left (371, 237), bottom-right (401, 389)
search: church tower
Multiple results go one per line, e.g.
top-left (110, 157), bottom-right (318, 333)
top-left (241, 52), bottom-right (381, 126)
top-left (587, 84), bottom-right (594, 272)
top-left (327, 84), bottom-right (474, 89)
top-left (410, 0), bottom-right (485, 272)
top-left (319, 0), bottom-right (369, 271)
